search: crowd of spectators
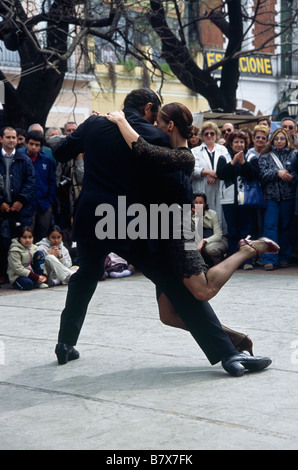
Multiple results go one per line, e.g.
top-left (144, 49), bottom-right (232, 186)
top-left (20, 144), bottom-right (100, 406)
top-left (0, 113), bottom-right (297, 290)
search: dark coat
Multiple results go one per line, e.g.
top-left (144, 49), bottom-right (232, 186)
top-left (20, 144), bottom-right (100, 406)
top-left (0, 151), bottom-right (35, 238)
top-left (54, 107), bottom-right (183, 252)
top-left (259, 146), bottom-right (296, 202)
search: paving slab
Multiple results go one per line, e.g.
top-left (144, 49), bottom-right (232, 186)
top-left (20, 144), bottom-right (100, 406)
top-left (0, 269), bottom-right (298, 450)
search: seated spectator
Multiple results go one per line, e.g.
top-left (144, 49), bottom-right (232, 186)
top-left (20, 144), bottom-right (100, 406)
top-left (37, 224), bottom-right (78, 286)
top-left (7, 225), bottom-right (48, 290)
top-left (104, 253), bottom-right (135, 278)
top-left (193, 192), bottom-right (228, 266)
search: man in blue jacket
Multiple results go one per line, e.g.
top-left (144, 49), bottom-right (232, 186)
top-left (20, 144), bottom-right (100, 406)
top-left (23, 130), bottom-right (56, 242)
top-left (0, 126), bottom-right (35, 282)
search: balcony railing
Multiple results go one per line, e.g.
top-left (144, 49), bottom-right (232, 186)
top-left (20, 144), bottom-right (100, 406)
top-left (0, 45), bottom-right (89, 75)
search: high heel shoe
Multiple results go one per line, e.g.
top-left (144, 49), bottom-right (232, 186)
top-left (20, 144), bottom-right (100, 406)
top-left (238, 235), bottom-right (280, 256)
top-left (235, 335), bottom-right (254, 356)
top-left (222, 325), bottom-right (254, 356)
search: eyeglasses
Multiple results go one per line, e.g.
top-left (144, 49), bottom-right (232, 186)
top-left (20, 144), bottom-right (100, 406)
top-left (273, 136), bottom-right (286, 141)
top-left (204, 131), bottom-right (216, 137)
top-left (282, 125), bottom-right (294, 130)
top-left (255, 136), bottom-right (267, 141)
top-left (222, 128), bottom-right (232, 135)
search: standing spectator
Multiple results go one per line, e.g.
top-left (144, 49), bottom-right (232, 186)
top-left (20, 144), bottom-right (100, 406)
top-left (187, 125), bottom-right (201, 149)
top-left (291, 151), bottom-right (298, 263)
top-left (246, 125), bottom-right (270, 239)
top-left (217, 130), bottom-right (259, 268)
top-left (63, 122), bottom-right (77, 135)
top-left (247, 125), bottom-right (270, 159)
top-left (15, 128), bottom-right (27, 149)
top-left (45, 127), bottom-right (62, 141)
top-left (221, 122), bottom-right (234, 142)
top-left (18, 123), bottom-right (57, 169)
top-left (241, 127), bottom-right (254, 149)
top-left (281, 117), bottom-right (298, 149)
top-left (53, 122), bottom-right (84, 230)
top-left (0, 126), bottom-right (35, 283)
top-left (192, 121), bottom-right (229, 232)
top-left (22, 130), bottom-right (56, 242)
top-left (257, 116), bottom-right (271, 131)
top-left (259, 128), bottom-right (297, 270)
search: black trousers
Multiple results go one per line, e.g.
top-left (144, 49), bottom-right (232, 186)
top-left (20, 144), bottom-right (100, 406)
top-left (57, 241), bottom-right (237, 365)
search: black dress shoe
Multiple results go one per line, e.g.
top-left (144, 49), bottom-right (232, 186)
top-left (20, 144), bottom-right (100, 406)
top-left (222, 353), bottom-right (272, 377)
top-left (55, 343), bottom-right (80, 365)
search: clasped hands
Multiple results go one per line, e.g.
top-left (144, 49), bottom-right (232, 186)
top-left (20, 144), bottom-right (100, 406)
top-left (0, 201), bottom-right (23, 213)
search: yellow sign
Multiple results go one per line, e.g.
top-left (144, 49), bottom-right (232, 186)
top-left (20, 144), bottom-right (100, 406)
top-left (206, 52), bottom-right (273, 76)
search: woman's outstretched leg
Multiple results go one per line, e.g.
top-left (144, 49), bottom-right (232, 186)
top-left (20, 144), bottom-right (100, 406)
top-left (183, 237), bottom-right (279, 302)
top-left (158, 293), bottom-right (254, 355)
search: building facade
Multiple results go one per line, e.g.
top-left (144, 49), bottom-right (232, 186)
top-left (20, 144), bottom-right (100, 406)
top-left (0, 0), bottom-right (297, 127)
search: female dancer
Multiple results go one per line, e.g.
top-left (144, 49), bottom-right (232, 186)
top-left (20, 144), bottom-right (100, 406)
top-left (102, 105), bottom-right (279, 355)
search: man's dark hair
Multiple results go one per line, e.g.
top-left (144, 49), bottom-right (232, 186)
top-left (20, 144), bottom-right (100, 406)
top-left (123, 88), bottom-right (162, 114)
top-left (25, 130), bottom-right (45, 146)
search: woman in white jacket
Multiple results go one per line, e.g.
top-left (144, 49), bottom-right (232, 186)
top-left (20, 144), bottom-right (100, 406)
top-left (191, 121), bottom-right (230, 232)
top-left (37, 225), bottom-right (77, 286)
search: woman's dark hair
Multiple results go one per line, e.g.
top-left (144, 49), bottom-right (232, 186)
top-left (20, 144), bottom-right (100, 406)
top-left (193, 192), bottom-right (209, 211)
top-left (160, 102), bottom-right (193, 139)
top-left (47, 224), bottom-right (63, 237)
top-left (123, 88), bottom-right (162, 114)
top-left (17, 225), bottom-right (33, 239)
top-left (226, 130), bottom-right (248, 150)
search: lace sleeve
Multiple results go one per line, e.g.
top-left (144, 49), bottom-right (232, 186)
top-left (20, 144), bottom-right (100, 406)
top-left (132, 136), bottom-right (195, 175)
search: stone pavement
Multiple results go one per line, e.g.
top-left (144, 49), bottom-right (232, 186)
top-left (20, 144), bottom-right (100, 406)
top-left (0, 267), bottom-right (297, 451)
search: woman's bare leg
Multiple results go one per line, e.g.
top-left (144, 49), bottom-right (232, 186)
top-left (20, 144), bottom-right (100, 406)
top-left (183, 241), bottom-right (267, 302)
top-left (158, 293), bottom-right (252, 352)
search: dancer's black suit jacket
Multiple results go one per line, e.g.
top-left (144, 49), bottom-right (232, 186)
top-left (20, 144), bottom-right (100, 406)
top-left (55, 107), bottom-right (193, 252)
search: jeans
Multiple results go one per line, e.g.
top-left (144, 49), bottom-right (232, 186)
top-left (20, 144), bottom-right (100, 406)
top-left (222, 204), bottom-right (253, 266)
top-left (262, 198), bottom-right (295, 265)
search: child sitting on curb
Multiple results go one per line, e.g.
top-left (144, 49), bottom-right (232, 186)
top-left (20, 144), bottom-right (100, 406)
top-left (7, 225), bottom-right (48, 290)
top-left (37, 225), bottom-right (78, 286)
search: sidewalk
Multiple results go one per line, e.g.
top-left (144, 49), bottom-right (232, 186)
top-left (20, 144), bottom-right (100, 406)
top-left (0, 267), bottom-right (297, 450)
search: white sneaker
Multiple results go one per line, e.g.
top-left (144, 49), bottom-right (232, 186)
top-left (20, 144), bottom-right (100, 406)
top-left (36, 283), bottom-right (49, 288)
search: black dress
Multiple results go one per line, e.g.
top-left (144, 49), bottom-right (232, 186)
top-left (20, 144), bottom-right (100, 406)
top-left (132, 137), bottom-right (209, 279)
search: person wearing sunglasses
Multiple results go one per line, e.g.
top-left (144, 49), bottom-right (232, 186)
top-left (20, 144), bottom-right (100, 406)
top-left (221, 123), bottom-right (234, 142)
top-left (192, 121), bottom-right (229, 234)
top-left (281, 117), bottom-right (298, 149)
top-left (259, 128), bottom-right (297, 270)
